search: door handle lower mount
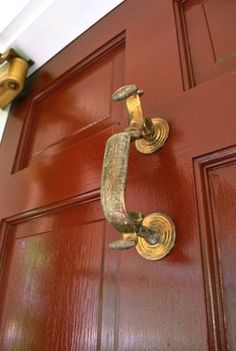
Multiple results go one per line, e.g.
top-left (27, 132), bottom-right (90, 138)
top-left (101, 85), bottom-right (175, 260)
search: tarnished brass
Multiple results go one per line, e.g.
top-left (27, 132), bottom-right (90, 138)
top-left (101, 132), bottom-right (160, 250)
top-left (135, 117), bottom-right (169, 154)
top-left (112, 84), bottom-right (169, 152)
top-left (0, 49), bottom-right (33, 109)
top-left (136, 213), bottom-right (176, 260)
top-left (101, 85), bottom-right (175, 260)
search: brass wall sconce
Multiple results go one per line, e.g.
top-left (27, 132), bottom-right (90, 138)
top-left (0, 48), bottom-right (33, 109)
top-left (101, 85), bottom-right (176, 260)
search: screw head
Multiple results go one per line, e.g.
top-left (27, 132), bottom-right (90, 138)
top-left (7, 80), bottom-right (19, 90)
top-left (112, 85), bottom-right (139, 101)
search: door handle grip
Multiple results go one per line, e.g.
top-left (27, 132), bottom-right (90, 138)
top-left (101, 85), bottom-right (176, 260)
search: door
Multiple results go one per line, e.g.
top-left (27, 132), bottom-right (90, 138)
top-left (0, 1), bottom-right (236, 350)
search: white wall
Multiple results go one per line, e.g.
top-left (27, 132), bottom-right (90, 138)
top-left (0, 106), bottom-right (10, 142)
top-left (0, 0), bottom-right (124, 142)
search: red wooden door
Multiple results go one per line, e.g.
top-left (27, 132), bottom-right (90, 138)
top-left (0, 1), bottom-right (236, 350)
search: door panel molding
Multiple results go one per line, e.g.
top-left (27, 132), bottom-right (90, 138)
top-left (194, 146), bottom-right (236, 350)
top-left (0, 188), bottom-right (107, 350)
top-left (13, 33), bottom-right (126, 172)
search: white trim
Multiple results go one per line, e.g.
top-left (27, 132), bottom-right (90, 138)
top-left (0, 0), bottom-right (124, 141)
top-left (0, 105), bottom-right (10, 143)
top-left (0, 0), bottom-right (124, 74)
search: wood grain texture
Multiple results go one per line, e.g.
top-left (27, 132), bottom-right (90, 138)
top-left (0, 1), bottom-right (236, 350)
top-left (194, 147), bottom-right (236, 351)
top-left (181, 0), bottom-right (236, 85)
top-left (125, 0), bottom-right (183, 112)
top-left (173, 0), bottom-right (195, 90)
top-left (204, 0), bottom-right (236, 62)
top-left (14, 40), bottom-right (125, 170)
top-left (0, 200), bottom-right (105, 351)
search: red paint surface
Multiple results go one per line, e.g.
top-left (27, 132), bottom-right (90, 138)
top-left (0, 1), bottom-right (236, 350)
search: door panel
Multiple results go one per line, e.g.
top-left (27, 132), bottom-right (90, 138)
top-left (208, 162), bottom-right (236, 351)
top-left (194, 147), bottom-right (236, 350)
top-left (16, 45), bottom-right (125, 169)
top-left (180, 0), bottom-right (236, 85)
top-left (0, 200), bottom-right (105, 351)
top-left (0, 1), bottom-right (235, 350)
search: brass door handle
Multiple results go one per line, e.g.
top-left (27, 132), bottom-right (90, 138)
top-left (101, 85), bottom-right (175, 260)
